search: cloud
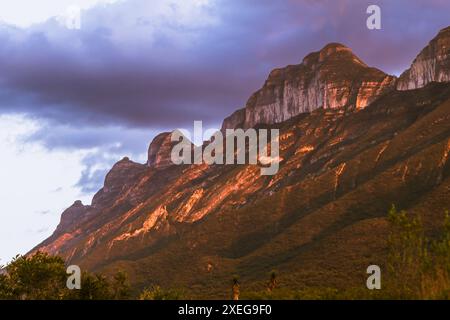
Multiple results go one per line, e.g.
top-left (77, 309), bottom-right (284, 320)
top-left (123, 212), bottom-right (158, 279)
top-left (19, 121), bottom-right (154, 194)
top-left (0, 0), bottom-right (447, 130)
top-left (35, 210), bottom-right (51, 216)
top-left (37, 227), bottom-right (50, 233)
top-left (0, 0), bottom-right (449, 193)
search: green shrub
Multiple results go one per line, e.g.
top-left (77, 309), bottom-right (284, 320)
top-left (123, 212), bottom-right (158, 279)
top-left (139, 285), bottom-right (185, 300)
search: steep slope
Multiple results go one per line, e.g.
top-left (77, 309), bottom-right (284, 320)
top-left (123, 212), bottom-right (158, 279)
top-left (222, 43), bottom-right (396, 130)
top-left (32, 27), bottom-right (450, 298)
top-left (33, 84), bottom-right (450, 297)
top-left (397, 26), bottom-right (450, 90)
top-left (147, 132), bottom-right (176, 169)
top-left (100, 84), bottom-right (450, 298)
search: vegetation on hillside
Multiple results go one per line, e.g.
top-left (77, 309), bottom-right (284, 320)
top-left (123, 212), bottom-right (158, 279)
top-left (0, 252), bottom-right (131, 300)
top-left (242, 206), bottom-right (450, 300)
top-left (1, 206), bottom-right (449, 300)
top-left (385, 206), bottom-right (450, 299)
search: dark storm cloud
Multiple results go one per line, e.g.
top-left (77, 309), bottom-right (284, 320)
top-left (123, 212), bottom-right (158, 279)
top-left (75, 151), bottom-right (116, 194)
top-left (20, 121), bottom-right (157, 194)
top-left (1, 0), bottom-right (449, 132)
top-left (1, 0), bottom-right (449, 194)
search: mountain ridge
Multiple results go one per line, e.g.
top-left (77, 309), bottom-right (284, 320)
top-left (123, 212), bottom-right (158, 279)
top-left (223, 42), bottom-right (397, 130)
top-left (397, 26), bottom-right (450, 90)
top-left (31, 26), bottom-right (450, 297)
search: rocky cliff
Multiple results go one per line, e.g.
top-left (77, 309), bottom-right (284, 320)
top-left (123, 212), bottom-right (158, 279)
top-left (242, 43), bottom-right (396, 128)
top-left (397, 27), bottom-right (450, 90)
top-left (32, 27), bottom-right (450, 298)
top-left (53, 200), bottom-right (92, 237)
top-left (92, 157), bottom-right (147, 208)
top-left (147, 132), bottom-right (175, 169)
top-left (221, 108), bottom-right (245, 132)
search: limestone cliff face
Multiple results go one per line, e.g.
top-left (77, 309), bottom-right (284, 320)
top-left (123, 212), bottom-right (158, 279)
top-left (243, 43), bottom-right (396, 128)
top-left (147, 132), bottom-right (174, 169)
top-left (221, 108), bottom-right (245, 132)
top-left (31, 29), bottom-right (450, 297)
top-left (397, 27), bottom-right (450, 90)
top-left (32, 83), bottom-right (450, 293)
top-left (92, 157), bottom-right (147, 208)
top-left (53, 200), bottom-right (92, 236)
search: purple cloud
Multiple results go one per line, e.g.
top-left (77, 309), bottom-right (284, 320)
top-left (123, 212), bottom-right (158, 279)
top-left (1, 0), bottom-right (449, 193)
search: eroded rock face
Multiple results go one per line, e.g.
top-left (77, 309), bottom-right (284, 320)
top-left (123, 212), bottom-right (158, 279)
top-left (397, 27), bottom-right (450, 90)
top-left (32, 83), bottom-right (450, 294)
top-left (92, 157), bottom-right (147, 208)
top-left (54, 200), bottom-right (91, 236)
top-left (147, 132), bottom-right (174, 169)
top-left (31, 30), bottom-right (450, 297)
top-left (221, 108), bottom-right (245, 132)
top-left (243, 43), bottom-right (396, 128)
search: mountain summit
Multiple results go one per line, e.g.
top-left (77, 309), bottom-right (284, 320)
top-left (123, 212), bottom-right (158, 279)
top-left (223, 42), bottom-right (396, 130)
top-left (397, 26), bottom-right (450, 90)
top-left (31, 27), bottom-right (450, 298)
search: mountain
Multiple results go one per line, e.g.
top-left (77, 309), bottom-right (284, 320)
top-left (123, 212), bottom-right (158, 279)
top-left (222, 43), bottom-right (396, 130)
top-left (397, 26), bottom-right (450, 90)
top-left (32, 27), bottom-right (450, 298)
top-left (147, 132), bottom-right (176, 169)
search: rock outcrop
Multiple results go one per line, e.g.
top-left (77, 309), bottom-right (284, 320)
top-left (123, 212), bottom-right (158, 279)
top-left (33, 83), bottom-right (450, 297)
top-left (31, 27), bottom-right (450, 298)
top-left (92, 157), bottom-right (146, 208)
top-left (397, 27), bottom-right (450, 90)
top-left (243, 43), bottom-right (396, 128)
top-left (147, 132), bottom-right (175, 169)
top-left (54, 200), bottom-right (91, 236)
top-left (221, 108), bottom-right (245, 132)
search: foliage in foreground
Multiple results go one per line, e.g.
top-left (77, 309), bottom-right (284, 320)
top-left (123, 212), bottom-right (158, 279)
top-left (0, 252), bottom-right (130, 300)
top-left (384, 206), bottom-right (450, 299)
top-left (243, 206), bottom-right (450, 300)
top-left (1, 206), bottom-right (449, 300)
top-left (139, 286), bottom-right (185, 300)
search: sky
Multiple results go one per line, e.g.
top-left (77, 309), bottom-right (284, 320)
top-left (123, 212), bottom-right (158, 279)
top-left (0, 0), bottom-right (449, 265)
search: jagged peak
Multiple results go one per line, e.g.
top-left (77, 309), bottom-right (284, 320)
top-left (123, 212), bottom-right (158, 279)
top-left (147, 132), bottom-right (172, 167)
top-left (148, 131), bottom-right (191, 169)
top-left (267, 43), bottom-right (369, 82)
top-left (110, 156), bottom-right (140, 170)
top-left (415, 25), bottom-right (450, 59)
top-left (54, 200), bottom-right (92, 235)
top-left (151, 132), bottom-right (172, 142)
top-left (319, 42), bottom-right (351, 54)
top-left (425, 26), bottom-right (450, 51)
top-left (300, 42), bottom-right (367, 68)
top-left (221, 108), bottom-right (245, 132)
top-left (242, 42), bottom-right (395, 128)
top-left (397, 25), bottom-right (450, 90)
top-left (72, 200), bottom-right (84, 207)
top-left (319, 42), bottom-right (366, 65)
top-left (437, 25), bottom-right (450, 36)
top-left (90, 156), bottom-right (147, 208)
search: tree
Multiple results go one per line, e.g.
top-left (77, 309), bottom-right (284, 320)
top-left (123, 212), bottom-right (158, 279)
top-left (0, 252), bottom-right (133, 300)
top-left (74, 272), bottom-right (113, 300)
top-left (0, 252), bottom-right (69, 300)
top-left (387, 206), bottom-right (450, 299)
top-left (139, 285), bottom-right (184, 300)
top-left (111, 271), bottom-right (131, 300)
top-left (0, 274), bottom-right (11, 299)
